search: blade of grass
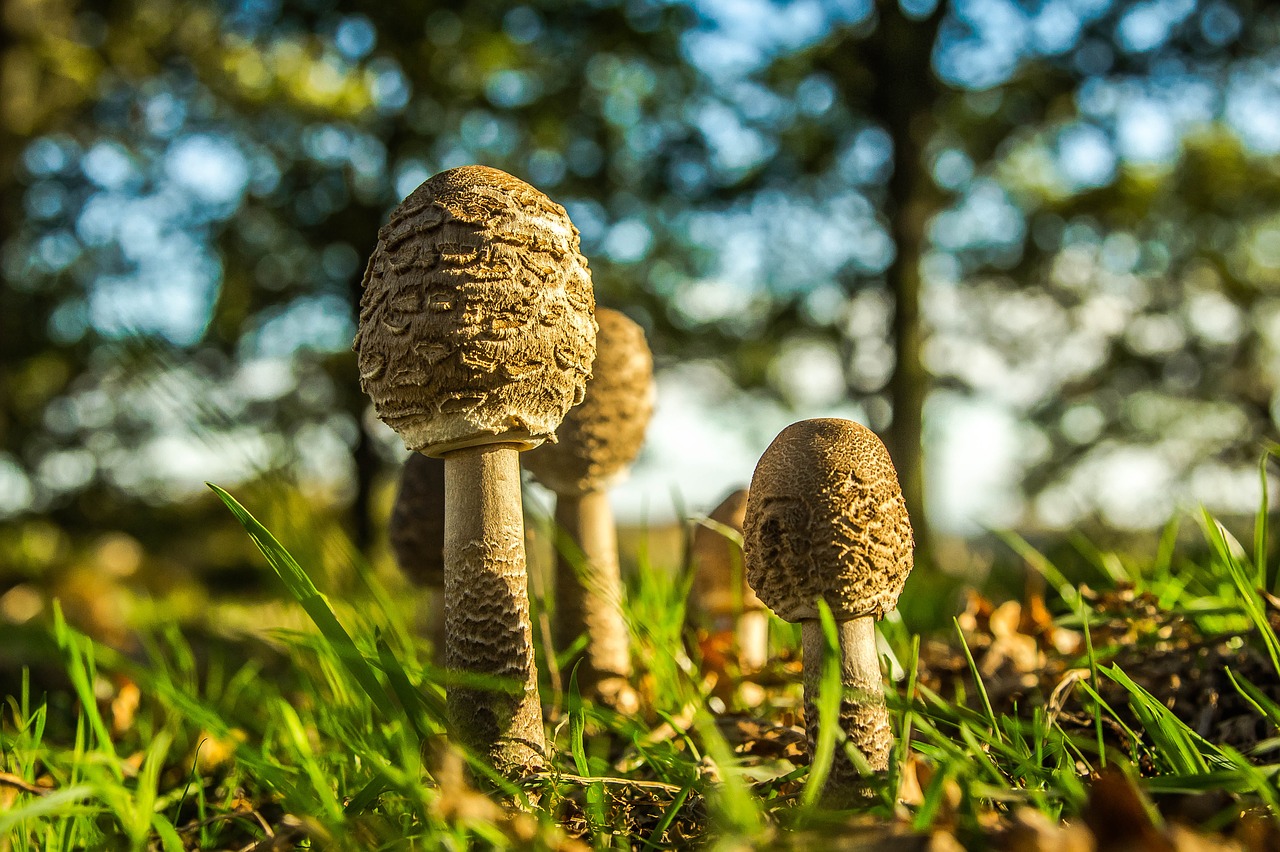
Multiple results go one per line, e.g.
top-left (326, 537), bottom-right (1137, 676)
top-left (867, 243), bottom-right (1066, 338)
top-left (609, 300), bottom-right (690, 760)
top-left (1079, 596), bottom-right (1105, 769)
top-left (1069, 532), bottom-right (1129, 586)
top-left (911, 763), bottom-right (956, 833)
top-left (151, 812), bottom-right (184, 852)
top-left (0, 785), bottom-right (97, 835)
top-left (997, 530), bottom-right (1079, 608)
top-left (1258, 453), bottom-right (1272, 591)
top-left (1073, 678), bottom-right (1140, 759)
top-left (1153, 515), bottom-right (1181, 585)
top-left (689, 708), bottom-right (762, 837)
top-left (128, 730), bottom-right (173, 843)
top-left (1225, 668), bottom-right (1280, 729)
top-left (1201, 507), bottom-right (1280, 674)
top-left (953, 618), bottom-right (1001, 742)
top-left (375, 633), bottom-right (431, 744)
top-left (208, 483), bottom-right (389, 708)
top-left (1143, 765), bottom-right (1280, 795)
top-left (1104, 664), bottom-right (1219, 775)
top-left (641, 786), bottom-right (692, 851)
top-left (799, 602), bottom-right (841, 811)
top-left (344, 773), bottom-right (392, 814)
top-left (893, 635), bottom-right (922, 777)
top-left (50, 603), bottom-right (118, 773)
top-left (567, 663), bottom-right (590, 778)
top-left (1213, 745), bottom-right (1280, 812)
top-left (278, 700), bottom-right (345, 825)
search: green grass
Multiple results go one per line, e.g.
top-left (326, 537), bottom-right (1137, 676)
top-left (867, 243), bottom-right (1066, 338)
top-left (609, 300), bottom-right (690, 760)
top-left (3, 464), bottom-right (1280, 848)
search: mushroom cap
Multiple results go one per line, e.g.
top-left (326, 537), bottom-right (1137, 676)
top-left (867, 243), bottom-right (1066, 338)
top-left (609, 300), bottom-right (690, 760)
top-left (690, 488), bottom-right (766, 616)
top-left (389, 452), bottom-right (446, 587)
top-left (743, 418), bottom-right (913, 623)
top-left (522, 308), bottom-right (654, 496)
top-left (354, 165), bottom-right (596, 456)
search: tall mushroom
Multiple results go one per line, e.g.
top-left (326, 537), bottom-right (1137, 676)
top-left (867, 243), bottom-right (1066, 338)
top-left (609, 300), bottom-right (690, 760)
top-left (688, 487), bottom-right (770, 672)
top-left (522, 307), bottom-right (654, 711)
top-left (743, 418), bottom-right (913, 797)
top-left (355, 165), bottom-right (595, 776)
top-left (389, 452), bottom-right (447, 655)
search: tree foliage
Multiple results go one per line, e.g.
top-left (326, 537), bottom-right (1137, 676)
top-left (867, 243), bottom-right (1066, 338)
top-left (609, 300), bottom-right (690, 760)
top-left (2, 0), bottom-right (1279, 584)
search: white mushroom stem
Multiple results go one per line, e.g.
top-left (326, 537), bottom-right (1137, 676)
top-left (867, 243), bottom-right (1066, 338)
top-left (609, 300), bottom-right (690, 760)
top-left (552, 490), bottom-right (634, 704)
top-left (801, 616), bottom-right (891, 784)
top-left (443, 444), bottom-right (545, 776)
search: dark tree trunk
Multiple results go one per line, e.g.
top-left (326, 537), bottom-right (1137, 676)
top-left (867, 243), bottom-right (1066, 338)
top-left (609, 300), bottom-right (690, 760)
top-left (866, 1), bottom-right (947, 567)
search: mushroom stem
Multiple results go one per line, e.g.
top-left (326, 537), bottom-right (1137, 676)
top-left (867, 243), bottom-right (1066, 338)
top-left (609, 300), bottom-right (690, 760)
top-left (801, 616), bottom-right (891, 788)
top-left (553, 490), bottom-right (632, 696)
top-left (443, 444), bottom-right (545, 776)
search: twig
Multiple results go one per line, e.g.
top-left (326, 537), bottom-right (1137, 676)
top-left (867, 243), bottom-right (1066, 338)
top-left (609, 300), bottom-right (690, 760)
top-left (176, 804), bottom-right (270, 837)
top-left (0, 772), bottom-right (53, 796)
top-left (532, 771), bottom-right (687, 796)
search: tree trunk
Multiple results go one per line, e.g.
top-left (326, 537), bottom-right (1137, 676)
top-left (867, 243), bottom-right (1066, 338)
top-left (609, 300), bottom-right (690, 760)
top-left (866, 1), bottom-right (947, 568)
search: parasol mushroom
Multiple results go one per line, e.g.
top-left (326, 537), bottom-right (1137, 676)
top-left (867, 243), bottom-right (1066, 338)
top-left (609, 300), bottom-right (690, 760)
top-left (743, 418), bottom-right (913, 798)
top-left (389, 452), bottom-right (447, 655)
top-left (522, 307), bottom-right (654, 711)
top-left (355, 165), bottom-right (595, 776)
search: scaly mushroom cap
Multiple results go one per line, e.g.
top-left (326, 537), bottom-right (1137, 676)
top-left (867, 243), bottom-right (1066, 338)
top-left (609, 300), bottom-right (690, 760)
top-left (354, 165), bottom-right (596, 456)
top-left (690, 488), bottom-right (765, 616)
top-left (522, 308), bottom-right (654, 496)
top-left (389, 452), bottom-right (446, 587)
top-left (743, 418), bottom-right (913, 623)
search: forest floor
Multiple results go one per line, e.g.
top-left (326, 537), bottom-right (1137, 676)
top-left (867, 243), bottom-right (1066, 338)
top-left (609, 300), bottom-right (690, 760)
top-left (2, 486), bottom-right (1280, 850)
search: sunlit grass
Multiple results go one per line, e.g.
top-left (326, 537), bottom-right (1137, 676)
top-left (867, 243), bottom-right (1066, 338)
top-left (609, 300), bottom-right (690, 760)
top-left (2, 457), bottom-right (1280, 848)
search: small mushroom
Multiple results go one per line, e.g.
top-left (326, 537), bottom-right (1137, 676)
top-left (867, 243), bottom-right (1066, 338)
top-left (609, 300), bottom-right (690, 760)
top-left (356, 165), bottom-right (595, 776)
top-left (743, 418), bottom-right (913, 798)
top-left (523, 308), bottom-right (654, 711)
top-left (688, 488), bottom-right (770, 672)
top-left (390, 453), bottom-right (447, 587)
top-left (389, 452), bottom-right (447, 655)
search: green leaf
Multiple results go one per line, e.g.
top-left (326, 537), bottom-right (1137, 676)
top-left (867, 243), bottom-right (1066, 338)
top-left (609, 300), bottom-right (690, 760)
top-left (128, 730), bottom-right (172, 842)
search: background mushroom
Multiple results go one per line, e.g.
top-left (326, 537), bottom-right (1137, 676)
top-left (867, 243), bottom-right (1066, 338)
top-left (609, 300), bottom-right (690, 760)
top-left (687, 487), bottom-right (770, 673)
top-left (389, 452), bottom-right (447, 656)
top-left (742, 418), bottom-right (914, 799)
top-left (355, 165), bottom-right (596, 776)
top-left (522, 307), bottom-right (654, 711)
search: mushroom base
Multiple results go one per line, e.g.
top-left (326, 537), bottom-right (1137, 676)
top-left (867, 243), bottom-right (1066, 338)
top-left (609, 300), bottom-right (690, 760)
top-left (801, 616), bottom-right (892, 801)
